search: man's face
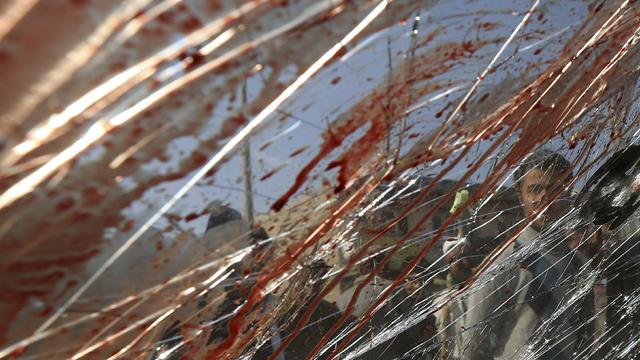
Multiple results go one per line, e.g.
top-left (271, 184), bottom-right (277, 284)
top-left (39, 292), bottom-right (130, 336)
top-left (404, 274), bottom-right (423, 296)
top-left (519, 167), bottom-right (568, 231)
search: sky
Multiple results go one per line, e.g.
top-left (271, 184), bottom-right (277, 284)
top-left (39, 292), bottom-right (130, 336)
top-left (116, 0), bottom-right (617, 237)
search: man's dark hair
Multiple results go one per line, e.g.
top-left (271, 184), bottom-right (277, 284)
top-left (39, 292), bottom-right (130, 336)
top-left (206, 206), bottom-right (242, 232)
top-left (513, 149), bottom-right (572, 190)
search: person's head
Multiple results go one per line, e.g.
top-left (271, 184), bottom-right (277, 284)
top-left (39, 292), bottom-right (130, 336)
top-left (514, 149), bottom-right (572, 231)
top-left (205, 201), bottom-right (243, 233)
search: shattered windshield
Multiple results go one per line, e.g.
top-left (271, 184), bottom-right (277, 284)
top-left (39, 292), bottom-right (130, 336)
top-left (1, 0), bottom-right (640, 359)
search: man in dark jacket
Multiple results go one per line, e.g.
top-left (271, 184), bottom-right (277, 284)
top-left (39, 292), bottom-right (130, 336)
top-left (460, 150), bottom-right (587, 360)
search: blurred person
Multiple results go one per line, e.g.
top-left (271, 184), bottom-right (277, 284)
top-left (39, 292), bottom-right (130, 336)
top-left (459, 149), bottom-right (588, 360)
top-left (152, 202), bottom-right (349, 360)
top-left (351, 256), bottom-right (440, 360)
top-left (436, 186), bottom-right (521, 360)
top-left (151, 202), bottom-right (274, 359)
top-left (574, 144), bottom-right (640, 357)
top-left (390, 261), bottom-right (441, 359)
top-left (277, 259), bottom-right (348, 360)
top-left (436, 189), bottom-right (474, 360)
top-left (598, 218), bottom-right (640, 357)
top-left (576, 144), bottom-right (640, 230)
top-left (575, 144), bottom-right (640, 357)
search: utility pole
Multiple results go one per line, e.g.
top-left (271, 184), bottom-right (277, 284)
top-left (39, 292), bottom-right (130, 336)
top-left (241, 80), bottom-right (255, 228)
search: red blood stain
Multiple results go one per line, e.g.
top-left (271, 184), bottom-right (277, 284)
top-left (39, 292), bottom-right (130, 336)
top-left (0, 86), bottom-right (263, 341)
top-left (259, 141), bottom-right (272, 151)
top-left (259, 170), bottom-right (277, 182)
top-left (191, 151), bottom-right (209, 166)
top-left (181, 17), bottom-right (203, 33)
top-left (6, 250), bottom-right (100, 273)
top-left (481, 22), bottom-right (495, 31)
top-left (157, 11), bottom-right (174, 24)
top-left (271, 88), bottom-right (397, 211)
top-left (184, 53), bottom-right (206, 71)
top-left (83, 186), bottom-right (107, 206)
top-left (184, 212), bottom-right (206, 222)
top-left (205, 167), bottom-right (218, 177)
top-left (461, 40), bottom-right (477, 53)
top-left (0, 49), bottom-right (12, 64)
top-left (331, 76), bottom-right (341, 85)
top-left (589, 1), bottom-right (605, 14)
top-left (289, 147), bottom-right (308, 157)
top-left (56, 197), bottom-right (76, 212)
top-left (260, 164), bottom-right (286, 181)
top-left (219, 114), bottom-right (247, 139)
top-left (130, 125), bottom-right (144, 138)
top-left (38, 306), bottom-right (53, 317)
top-left (68, 0), bottom-right (90, 7)
top-left (209, 1), bottom-right (223, 12)
top-left (9, 346), bottom-right (29, 358)
top-left (121, 219), bottom-right (135, 233)
top-left (328, 47), bottom-right (347, 66)
top-left (435, 103), bottom-right (451, 118)
top-left (131, 9), bottom-right (146, 20)
top-left (70, 211), bottom-right (93, 223)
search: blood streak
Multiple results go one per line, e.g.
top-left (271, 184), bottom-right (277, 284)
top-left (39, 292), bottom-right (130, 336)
top-left (289, 146), bottom-right (308, 157)
top-left (259, 164), bottom-right (286, 181)
top-left (270, 117), bottom-right (363, 211)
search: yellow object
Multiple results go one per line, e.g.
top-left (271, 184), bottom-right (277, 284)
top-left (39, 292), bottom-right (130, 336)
top-left (450, 189), bottom-right (470, 214)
